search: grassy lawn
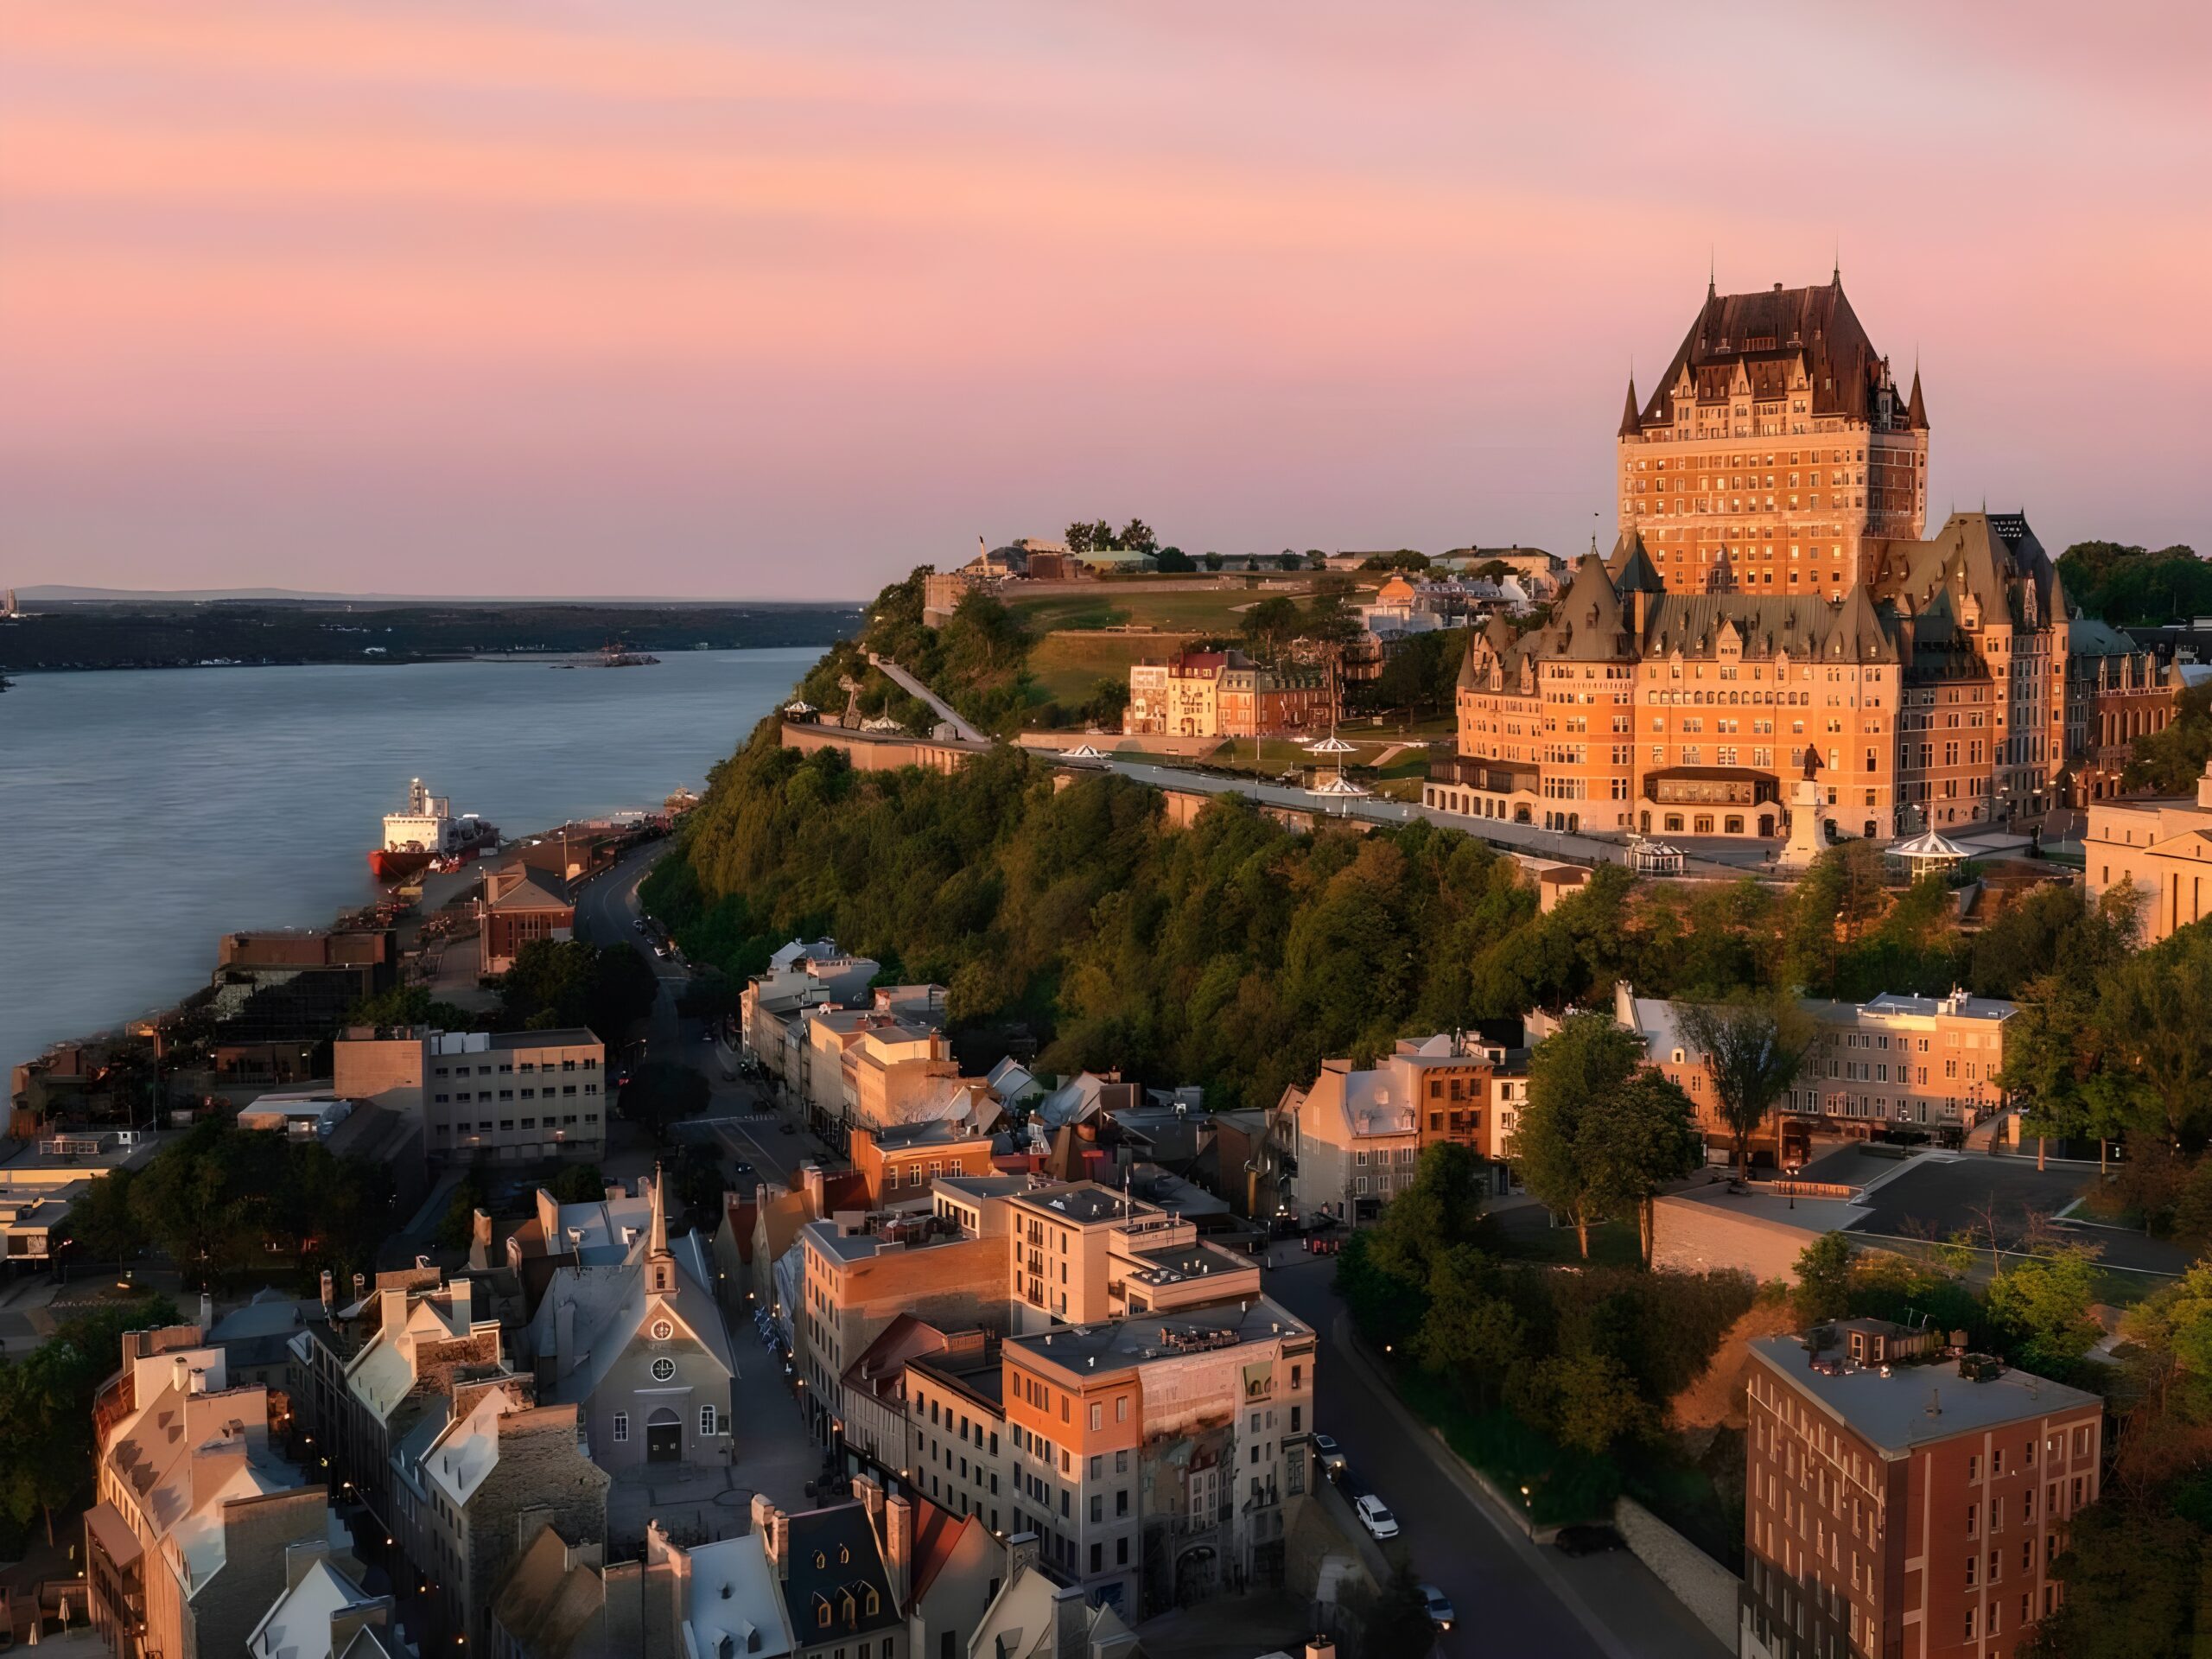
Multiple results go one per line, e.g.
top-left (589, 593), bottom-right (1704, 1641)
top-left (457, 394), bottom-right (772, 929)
top-left (1027, 631), bottom-right (1193, 705)
top-left (1007, 580), bottom-right (1377, 638)
top-left (1483, 1214), bottom-right (1647, 1268)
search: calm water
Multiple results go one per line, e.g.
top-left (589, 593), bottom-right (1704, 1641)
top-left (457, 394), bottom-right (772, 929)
top-left (0, 650), bottom-right (811, 1069)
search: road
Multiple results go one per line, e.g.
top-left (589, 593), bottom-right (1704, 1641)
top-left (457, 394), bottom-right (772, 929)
top-left (1262, 1251), bottom-right (1726, 1659)
top-left (573, 841), bottom-right (826, 1191)
top-left (867, 652), bottom-right (988, 743)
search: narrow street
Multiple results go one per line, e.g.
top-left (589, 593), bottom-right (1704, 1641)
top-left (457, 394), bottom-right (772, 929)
top-left (1262, 1251), bottom-right (1726, 1659)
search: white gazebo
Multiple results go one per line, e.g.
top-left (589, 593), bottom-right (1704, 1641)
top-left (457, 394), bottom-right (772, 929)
top-left (1627, 837), bottom-right (1686, 877)
top-left (1887, 828), bottom-right (1969, 879)
top-left (1063, 743), bottom-right (1109, 763)
top-left (781, 699), bottom-right (817, 720)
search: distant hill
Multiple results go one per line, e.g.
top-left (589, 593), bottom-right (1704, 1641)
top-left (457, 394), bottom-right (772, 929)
top-left (16, 585), bottom-right (858, 607)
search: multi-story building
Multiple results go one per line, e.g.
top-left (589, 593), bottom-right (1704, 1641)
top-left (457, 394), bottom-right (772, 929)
top-left (797, 1207), bottom-right (1010, 1448)
top-left (849, 1121), bottom-right (999, 1208)
top-left (1002, 1297), bottom-right (1316, 1618)
top-left (86, 1328), bottom-right (351, 1659)
top-left (1741, 1323), bottom-right (2102, 1659)
top-left (333, 1026), bottom-right (607, 1161)
top-left (1271, 1034), bottom-right (1518, 1226)
top-left (1615, 981), bottom-right (2015, 1154)
top-left (1428, 273), bottom-right (2174, 843)
top-left (741, 940), bottom-right (883, 1090)
top-left (1125, 651), bottom-right (1333, 740)
top-left (1002, 1180), bottom-right (1260, 1332)
top-left (388, 1379), bottom-right (609, 1654)
top-left (2084, 756), bottom-right (2212, 941)
top-left (1617, 273), bottom-right (1928, 598)
top-left (1433, 512), bottom-right (2171, 841)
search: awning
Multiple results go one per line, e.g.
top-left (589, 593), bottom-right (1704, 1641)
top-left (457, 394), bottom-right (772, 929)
top-left (86, 1502), bottom-right (142, 1570)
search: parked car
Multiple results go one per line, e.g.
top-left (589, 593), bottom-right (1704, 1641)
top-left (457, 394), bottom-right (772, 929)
top-left (1353, 1495), bottom-right (1399, 1540)
top-left (632, 918), bottom-right (645, 932)
top-left (1311, 1433), bottom-right (1347, 1479)
top-left (1552, 1523), bottom-right (1626, 1557)
top-left (1419, 1585), bottom-right (1454, 1630)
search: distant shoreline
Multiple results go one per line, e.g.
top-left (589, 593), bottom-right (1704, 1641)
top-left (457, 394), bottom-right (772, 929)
top-left (1, 646), bottom-right (817, 676)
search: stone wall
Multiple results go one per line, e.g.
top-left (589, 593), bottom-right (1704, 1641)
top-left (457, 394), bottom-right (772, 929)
top-left (781, 721), bottom-right (984, 775)
top-left (1612, 1494), bottom-right (1738, 1653)
top-left (1649, 1193), bottom-right (1824, 1281)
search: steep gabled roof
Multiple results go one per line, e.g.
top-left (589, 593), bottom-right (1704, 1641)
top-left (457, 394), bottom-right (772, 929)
top-left (1907, 366), bottom-right (1928, 429)
top-left (1618, 375), bottom-right (1642, 438)
top-left (1545, 554), bottom-right (1633, 661)
top-left (1639, 276), bottom-right (1890, 429)
top-left (1608, 530), bottom-right (1664, 594)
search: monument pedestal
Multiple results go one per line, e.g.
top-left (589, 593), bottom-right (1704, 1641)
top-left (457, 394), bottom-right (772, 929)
top-left (1779, 778), bottom-right (1827, 871)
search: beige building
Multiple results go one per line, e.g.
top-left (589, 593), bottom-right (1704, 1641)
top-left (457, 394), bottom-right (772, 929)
top-left (1615, 981), bottom-right (2016, 1154)
top-left (334, 1026), bottom-right (606, 1161)
top-left (86, 1329), bottom-right (350, 1659)
top-left (1618, 272), bottom-right (1928, 598)
top-left (2084, 758), bottom-right (2212, 941)
top-left (1125, 650), bottom-right (1333, 740)
top-left (1002, 1297), bottom-right (1316, 1618)
top-left (1002, 1180), bottom-right (1259, 1332)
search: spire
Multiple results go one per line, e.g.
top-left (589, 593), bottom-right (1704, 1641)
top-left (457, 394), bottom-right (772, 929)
top-left (1708, 246), bottom-right (1716, 299)
top-left (1832, 238), bottom-right (1840, 287)
top-left (1619, 374), bottom-right (1642, 438)
top-left (645, 1165), bottom-right (675, 1293)
top-left (1907, 361), bottom-right (1927, 429)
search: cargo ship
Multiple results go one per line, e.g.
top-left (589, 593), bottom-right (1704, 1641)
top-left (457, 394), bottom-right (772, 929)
top-left (368, 778), bottom-right (499, 882)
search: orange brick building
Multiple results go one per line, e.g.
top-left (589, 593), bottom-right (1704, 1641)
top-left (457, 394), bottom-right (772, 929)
top-left (1617, 272), bottom-right (1927, 598)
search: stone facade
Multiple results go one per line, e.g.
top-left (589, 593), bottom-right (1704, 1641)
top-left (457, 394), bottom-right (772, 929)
top-left (2084, 759), bottom-right (2212, 942)
top-left (1126, 650), bottom-right (1334, 739)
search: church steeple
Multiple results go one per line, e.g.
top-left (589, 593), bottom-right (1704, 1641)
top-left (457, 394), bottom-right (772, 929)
top-left (645, 1166), bottom-right (675, 1294)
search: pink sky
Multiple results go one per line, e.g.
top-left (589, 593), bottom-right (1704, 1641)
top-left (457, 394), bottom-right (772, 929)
top-left (3, 1), bottom-right (2208, 600)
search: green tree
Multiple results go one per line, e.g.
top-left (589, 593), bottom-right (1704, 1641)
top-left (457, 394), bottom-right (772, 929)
top-left (670, 1141), bottom-right (726, 1225)
top-left (546, 1162), bottom-right (608, 1205)
top-left (1986, 1245), bottom-right (2104, 1373)
top-left (1675, 993), bottom-right (1815, 1179)
top-left (2019, 1502), bottom-right (2208, 1659)
top-left (1413, 1245), bottom-right (1522, 1409)
top-left (1367, 1142), bottom-right (1487, 1285)
top-left (1064, 521), bottom-right (1094, 555)
top-left (1793, 1231), bottom-right (1855, 1324)
top-left (436, 1166), bottom-right (490, 1251)
top-left (1535, 1351), bottom-right (1649, 1455)
top-left (1516, 1014), bottom-right (1647, 1259)
top-left (2125, 681), bottom-right (2212, 794)
top-left (619, 1062), bottom-right (710, 1145)
top-left (1582, 1070), bottom-right (1700, 1264)
top-left (65, 1165), bottom-right (145, 1267)
top-left (1118, 519), bottom-right (1157, 556)
top-left (0, 1296), bottom-right (177, 1545)
top-left (1154, 546), bottom-right (1194, 573)
top-left (346, 983), bottom-right (478, 1032)
top-left (500, 938), bottom-right (659, 1039)
top-left (1240, 595), bottom-right (1302, 658)
top-left (2096, 925), bottom-right (2212, 1151)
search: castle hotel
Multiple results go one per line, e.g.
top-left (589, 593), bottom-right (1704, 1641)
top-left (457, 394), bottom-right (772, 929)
top-left (1427, 273), bottom-right (2177, 842)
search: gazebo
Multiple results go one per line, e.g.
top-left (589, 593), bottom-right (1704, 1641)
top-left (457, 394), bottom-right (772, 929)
top-left (781, 699), bottom-right (817, 720)
top-left (1887, 828), bottom-right (1969, 880)
top-left (1063, 743), bottom-right (1109, 763)
top-left (1627, 837), bottom-right (1686, 877)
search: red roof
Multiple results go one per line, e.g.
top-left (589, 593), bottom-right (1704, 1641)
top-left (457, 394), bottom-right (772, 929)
top-left (908, 1496), bottom-right (981, 1602)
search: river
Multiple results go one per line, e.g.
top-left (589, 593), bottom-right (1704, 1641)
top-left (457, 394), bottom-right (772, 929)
top-left (0, 650), bottom-right (810, 1070)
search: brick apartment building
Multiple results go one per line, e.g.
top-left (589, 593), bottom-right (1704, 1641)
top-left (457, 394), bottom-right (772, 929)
top-left (1742, 1323), bottom-right (2102, 1659)
top-left (478, 861), bottom-right (575, 975)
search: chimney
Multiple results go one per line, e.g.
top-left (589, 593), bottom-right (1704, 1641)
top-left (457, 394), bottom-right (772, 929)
top-left (750, 1497), bottom-right (789, 1579)
top-left (320, 1269), bottom-right (334, 1313)
top-left (352, 1272), bottom-right (366, 1301)
top-left (188, 1366), bottom-right (208, 1396)
top-left (882, 1493), bottom-right (912, 1608)
top-left (1050, 1583), bottom-right (1086, 1656)
top-left (469, 1209), bottom-right (494, 1269)
top-left (1007, 1531), bottom-right (1040, 1580)
top-left (448, 1276), bottom-right (474, 1325)
top-left (850, 1472), bottom-right (885, 1528)
top-left (379, 1286), bottom-right (409, 1336)
top-left (1306, 1640), bottom-right (1338, 1659)
top-left (171, 1356), bottom-right (190, 1395)
top-left (801, 1163), bottom-right (827, 1217)
top-left (196, 1291), bottom-right (214, 1331)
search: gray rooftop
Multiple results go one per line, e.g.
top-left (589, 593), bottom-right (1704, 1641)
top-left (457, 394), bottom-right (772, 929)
top-left (1011, 1181), bottom-right (1157, 1225)
top-left (1749, 1335), bottom-right (2100, 1455)
top-left (1007, 1296), bottom-right (1310, 1375)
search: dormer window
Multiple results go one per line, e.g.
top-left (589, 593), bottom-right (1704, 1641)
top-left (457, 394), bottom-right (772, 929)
top-left (865, 1588), bottom-right (880, 1615)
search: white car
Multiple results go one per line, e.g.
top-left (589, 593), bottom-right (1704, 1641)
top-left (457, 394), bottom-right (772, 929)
top-left (1354, 1494), bottom-right (1399, 1540)
top-left (1311, 1433), bottom-right (1347, 1479)
top-left (1420, 1585), bottom-right (1454, 1630)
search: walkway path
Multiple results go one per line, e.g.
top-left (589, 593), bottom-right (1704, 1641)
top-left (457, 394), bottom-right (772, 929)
top-left (867, 652), bottom-right (987, 743)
